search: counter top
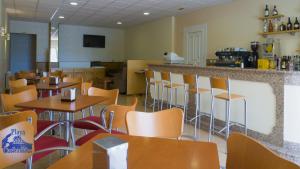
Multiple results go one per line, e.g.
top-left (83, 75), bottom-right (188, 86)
top-left (149, 64), bottom-right (300, 75)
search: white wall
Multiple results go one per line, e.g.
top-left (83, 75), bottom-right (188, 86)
top-left (9, 20), bottom-right (49, 62)
top-left (58, 24), bottom-right (124, 68)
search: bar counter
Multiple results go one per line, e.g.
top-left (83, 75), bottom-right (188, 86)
top-left (148, 63), bottom-right (300, 153)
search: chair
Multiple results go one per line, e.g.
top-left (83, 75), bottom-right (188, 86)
top-left (11, 85), bottom-right (36, 94)
top-left (9, 78), bottom-right (27, 89)
top-left (160, 72), bottom-right (184, 110)
top-left (144, 70), bottom-right (161, 112)
top-left (226, 132), bottom-right (300, 169)
top-left (50, 70), bottom-right (65, 80)
top-left (126, 108), bottom-right (184, 139)
top-left (0, 121), bottom-right (34, 168)
top-left (0, 88), bottom-right (54, 134)
top-left (183, 74), bottom-right (210, 139)
top-left (63, 77), bottom-right (83, 91)
top-left (81, 81), bottom-right (93, 95)
top-left (73, 97), bottom-right (138, 146)
top-left (209, 77), bottom-right (247, 141)
top-left (88, 87), bottom-right (119, 105)
top-left (0, 111), bottom-right (72, 169)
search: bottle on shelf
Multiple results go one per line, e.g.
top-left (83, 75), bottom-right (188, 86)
top-left (272, 5), bottom-right (278, 16)
top-left (281, 56), bottom-right (287, 70)
top-left (294, 17), bottom-right (299, 30)
top-left (274, 19), bottom-right (279, 32)
top-left (265, 5), bottom-right (270, 17)
top-left (280, 22), bottom-right (287, 31)
top-left (275, 55), bottom-right (281, 70)
top-left (287, 17), bottom-right (293, 31)
top-left (268, 20), bottom-right (273, 32)
top-left (263, 19), bottom-right (269, 32)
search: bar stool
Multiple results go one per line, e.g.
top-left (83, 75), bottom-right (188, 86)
top-left (183, 74), bottom-right (210, 139)
top-left (144, 70), bottom-right (161, 112)
top-left (160, 72), bottom-right (183, 110)
top-left (208, 77), bottom-right (247, 141)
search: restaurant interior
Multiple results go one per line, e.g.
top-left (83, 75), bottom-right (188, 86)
top-left (0, 0), bottom-right (300, 168)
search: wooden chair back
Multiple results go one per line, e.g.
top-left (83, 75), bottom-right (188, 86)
top-left (161, 72), bottom-right (171, 81)
top-left (11, 85), bottom-right (36, 94)
top-left (81, 81), bottom-right (93, 95)
top-left (145, 70), bottom-right (154, 82)
top-left (106, 97), bottom-right (138, 130)
top-left (88, 87), bottom-right (119, 105)
top-left (63, 77), bottom-right (83, 90)
top-left (1, 88), bottom-right (38, 112)
top-left (0, 111), bottom-right (38, 135)
top-left (227, 132), bottom-right (300, 169)
top-left (50, 70), bottom-right (64, 79)
top-left (9, 79), bottom-right (27, 89)
top-left (126, 108), bottom-right (184, 139)
top-left (15, 72), bottom-right (35, 80)
top-left (183, 74), bottom-right (197, 88)
top-left (0, 121), bottom-right (35, 168)
top-left (210, 76), bottom-right (229, 90)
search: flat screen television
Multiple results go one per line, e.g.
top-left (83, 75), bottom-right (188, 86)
top-left (83, 34), bottom-right (105, 48)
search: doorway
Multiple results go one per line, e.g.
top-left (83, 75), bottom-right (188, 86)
top-left (9, 33), bottom-right (36, 73)
top-left (184, 24), bottom-right (207, 67)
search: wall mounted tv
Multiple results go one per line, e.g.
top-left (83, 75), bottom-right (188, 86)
top-left (83, 34), bottom-right (105, 48)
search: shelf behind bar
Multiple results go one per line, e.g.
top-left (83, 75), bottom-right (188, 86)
top-left (259, 29), bottom-right (300, 36)
top-left (258, 14), bottom-right (284, 20)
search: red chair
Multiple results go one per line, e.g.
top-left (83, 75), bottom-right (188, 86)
top-left (73, 97), bottom-right (138, 146)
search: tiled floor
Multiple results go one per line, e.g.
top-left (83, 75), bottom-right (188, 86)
top-left (7, 94), bottom-right (227, 169)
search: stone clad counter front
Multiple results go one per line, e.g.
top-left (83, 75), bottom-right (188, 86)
top-left (148, 64), bottom-right (300, 155)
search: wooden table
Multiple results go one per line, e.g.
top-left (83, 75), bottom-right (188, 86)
top-left (36, 82), bottom-right (79, 95)
top-left (16, 95), bottom-right (108, 145)
top-left (48, 134), bottom-right (220, 169)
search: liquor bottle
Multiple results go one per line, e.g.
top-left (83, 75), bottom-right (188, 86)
top-left (265, 5), bottom-right (269, 17)
top-left (287, 17), bottom-right (293, 31)
top-left (280, 22), bottom-right (286, 31)
top-left (294, 17), bottom-right (300, 30)
top-left (268, 20), bottom-right (273, 32)
top-left (274, 19), bottom-right (279, 32)
top-left (281, 56), bottom-right (286, 70)
top-left (272, 5), bottom-right (278, 16)
top-left (263, 19), bottom-right (268, 32)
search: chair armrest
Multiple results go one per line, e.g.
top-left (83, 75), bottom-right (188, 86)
top-left (33, 146), bottom-right (75, 155)
top-left (35, 121), bottom-right (70, 141)
top-left (72, 120), bottom-right (109, 132)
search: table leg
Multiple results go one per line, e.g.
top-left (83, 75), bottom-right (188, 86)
top-left (65, 112), bottom-right (70, 143)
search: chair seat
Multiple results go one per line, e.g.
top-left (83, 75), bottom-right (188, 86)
top-left (214, 93), bottom-right (245, 100)
top-left (188, 88), bottom-right (210, 94)
top-left (32, 136), bottom-right (68, 162)
top-left (73, 116), bottom-right (102, 130)
top-left (164, 83), bottom-right (184, 88)
top-left (37, 120), bottom-right (55, 134)
top-left (76, 129), bottom-right (125, 146)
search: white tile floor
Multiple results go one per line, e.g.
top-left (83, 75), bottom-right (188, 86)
top-left (8, 94), bottom-right (227, 169)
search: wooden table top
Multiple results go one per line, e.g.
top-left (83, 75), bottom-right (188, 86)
top-left (48, 134), bottom-right (220, 169)
top-left (36, 82), bottom-right (79, 90)
top-left (16, 95), bottom-right (107, 112)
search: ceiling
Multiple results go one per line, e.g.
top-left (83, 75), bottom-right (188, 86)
top-left (4, 0), bottom-right (232, 28)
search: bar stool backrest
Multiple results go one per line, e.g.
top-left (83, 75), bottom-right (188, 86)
top-left (145, 70), bottom-right (154, 82)
top-left (161, 72), bottom-right (171, 81)
top-left (210, 77), bottom-right (230, 91)
top-left (183, 74), bottom-right (198, 89)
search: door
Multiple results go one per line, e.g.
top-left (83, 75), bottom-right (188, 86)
top-left (9, 33), bottom-right (36, 73)
top-left (184, 24), bottom-right (207, 67)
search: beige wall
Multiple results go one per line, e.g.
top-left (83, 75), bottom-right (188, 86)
top-left (175, 0), bottom-right (300, 58)
top-left (125, 16), bottom-right (175, 60)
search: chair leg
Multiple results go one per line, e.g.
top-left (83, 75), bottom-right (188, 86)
top-left (169, 88), bottom-right (173, 108)
top-left (198, 93), bottom-right (202, 137)
top-left (194, 93), bottom-right (199, 139)
top-left (209, 96), bottom-right (215, 142)
top-left (160, 85), bottom-right (165, 110)
top-left (225, 100), bottom-right (231, 139)
top-left (175, 88), bottom-right (178, 107)
top-left (89, 106), bottom-right (94, 116)
top-left (26, 157), bottom-right (33, 169)
top-left (183, 90), bottom-right (188, 122)
top-left (244, 99), bottom-right (248, 135)
top-left (153, 84), bottom-right (157, 112)
top-left (144, 83), bottom-right (148, 112)
top-left (157, 85), bottom-right (160, 110)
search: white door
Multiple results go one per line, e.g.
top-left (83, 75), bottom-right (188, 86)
top-left (184, 24), bottom-right (207, 67)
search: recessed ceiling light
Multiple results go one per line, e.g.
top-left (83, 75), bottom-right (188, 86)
top-left (58, 16), bottom-right (65, 19)
top-left (117, 21), bottom-right (122, 25)
top-left (178, 7), bottom-right (185, 11)
top-left (70, 2), bottom-right (78, 6)
top-left (143, 12), bottom-right (150, 15)
top-left (51, 27), bottom-right (56, 30)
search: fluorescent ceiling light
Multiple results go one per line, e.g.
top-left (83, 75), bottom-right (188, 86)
top-left (117, 21), bottom-right (122, 25)
top-left (143, 12), bottom-right (150, 15)
top-left (51, 27), bottom-right (56, 30)
top-left (58, 16), bottom-right (65, 19)
top-left (70, 2), bottom-right (78, 6)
